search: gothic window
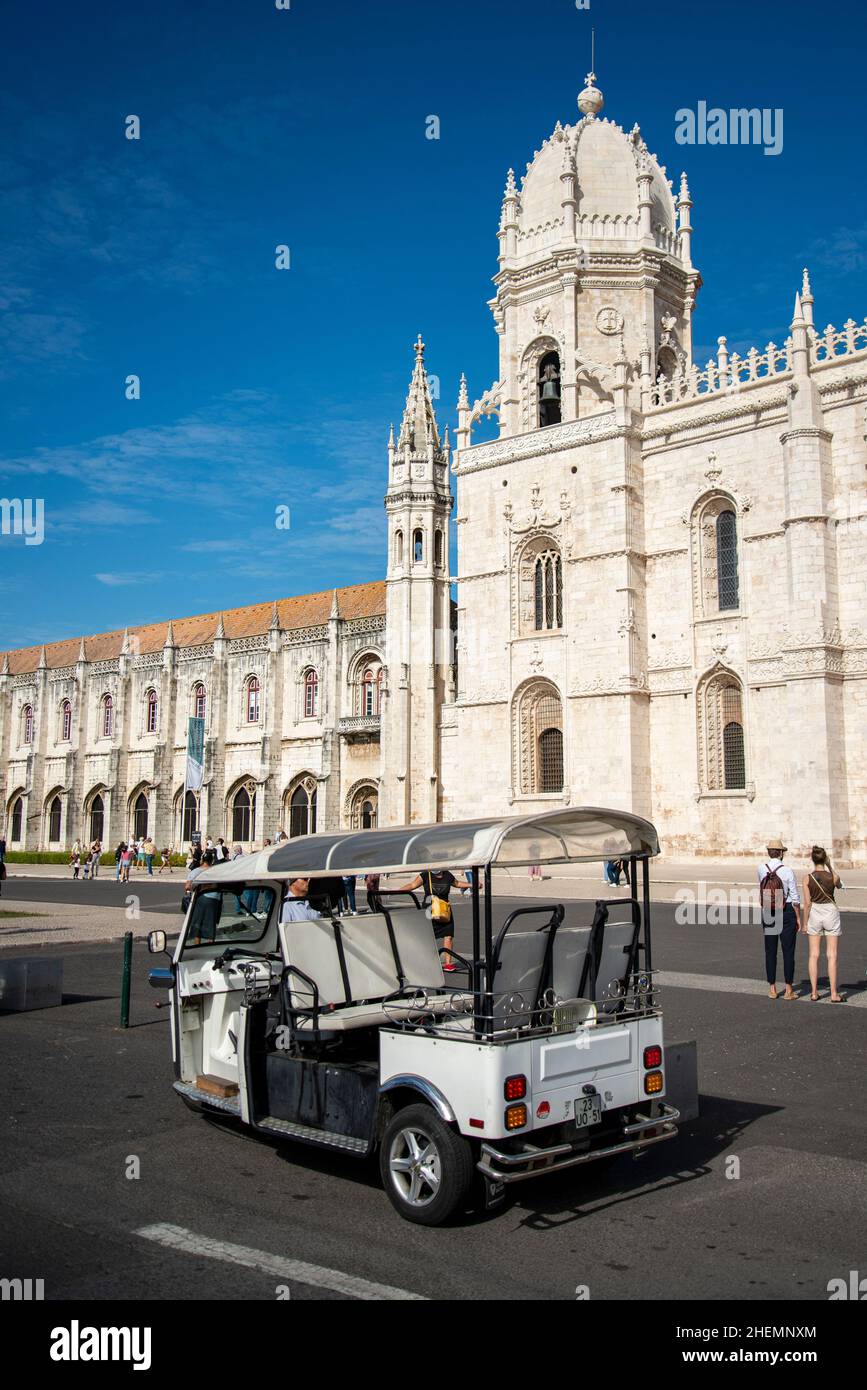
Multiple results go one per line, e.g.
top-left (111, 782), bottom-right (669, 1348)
top-left (434, 529), bottom-right (444, 569)
top-left (394, 529), bottom-right (404, 566)
top-left (48, 795), bottom-right (62, 843)
top-left (413, 529), bottom-right (424, 564)
top-left (22, 704), bottom-right (34, 744)
top-left (349, 784), bottom-right (379, 830)
top-left (182, 789), bottom-right (199, 843)
top-left (10, 795), bottom-right (23, 842)
top-left (192, 683), bottom-right (207, 721)
top-left (303, 669), bottom-right (319, 718)
top-left (514, 681), bottom-right (565, 795)
top-left (533, 550), bottom-right (563, 631)
top-left (101, 694), bottom-right (113, 738)
top-left (58, 699), bottom-right (72, 742)
top-left (288, 779), bottom-right (317, 838)
top-left (88, 793), bottom-right (104, 844)
top-left (231, 783), bottom-right (256, 842)
top-left (694, 496), bottom-right (741, 617)
top-left (145, 689), bottom-right (158, 734)
top-left (698, 670), bottom-right (747, 791)
top-left (132, 791), bottom-right (149, 840)
top-left (538, 350), bottom-right (562, 428)
top-left (245, 675), bottom-right (260, 723)
top-left (354, 657), bottom-right (383, 717)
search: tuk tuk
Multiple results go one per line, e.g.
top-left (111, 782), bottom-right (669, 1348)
top-left (148, 807), bottom-right (679, 1224)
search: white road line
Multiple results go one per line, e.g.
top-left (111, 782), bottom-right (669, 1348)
top-left (135, 1222), bottom-right (427, 1301)
top-left (656, 970), bottom-right (867, 1007)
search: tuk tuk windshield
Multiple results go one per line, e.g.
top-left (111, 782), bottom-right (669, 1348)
top-left (184, 884), bottom-right (276, 950)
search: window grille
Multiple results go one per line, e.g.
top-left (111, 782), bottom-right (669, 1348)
top-left (716, 510), bottom-right (739, 610)
top-left (533, 551), bottom-right (563, 631)
top-left (538, 727), bottom-right (564, 793)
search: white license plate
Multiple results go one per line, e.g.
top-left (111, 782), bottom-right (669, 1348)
top-left (575, 1095), bottom-right (602, 1128)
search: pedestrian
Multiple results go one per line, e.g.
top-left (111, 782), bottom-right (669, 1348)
top-left (216, 837), bottom-right (229, 862)
top-left (143, 836), bottom-right (157, 876)
top-left (0, 856), bottom-right (5, 898)
top-left (232, 843), bottom-right (243, 860)
top-left (802, 846), bottom-right (845, 1002)
top-left (158, 846), bottom-right (171, 874)
top-left (120, 842), bottom-right (133, 883)
top-left (757, 836), bottom-right (801, 1000)
top-left (341, 874), bottom-right (358, 914)
top-left (71, 838), bottom-right (80, 860)
top-left (136, 838), bottom-right (146, 870)
top-left (0, 834), bottom-right (6, 865)
top-left (275, 826), bottom-right (287, 843)
top-left (365, 872), bottom-right (381, 911)
top-left (114, 841), bottom-right (125, 880)
top-left (395, 867), bottom-right (471, 972)
top-left (528, 841), bottom-right (542, 881)
top-left (70, 847), bottom-right (81, 879)
top-left (90, 838), bottom-right (101, 878)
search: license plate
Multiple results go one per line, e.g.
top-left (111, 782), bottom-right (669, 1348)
top-left (575, 1095), bottom-right (602, 1128)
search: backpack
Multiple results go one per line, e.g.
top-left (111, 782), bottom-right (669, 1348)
top-left (759, 862), bottom-right (785, 923)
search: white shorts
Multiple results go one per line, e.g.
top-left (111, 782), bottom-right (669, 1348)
top-left (807, 901), bottom-right (842, 937)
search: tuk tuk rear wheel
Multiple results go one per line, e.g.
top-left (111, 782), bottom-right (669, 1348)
top-left (380, 1103), bottom-right (474, 1226)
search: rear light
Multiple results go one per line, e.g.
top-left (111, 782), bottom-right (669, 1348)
top-left (536, 1101), bottom-right (550, 1119)
top-left (643, 1045), bottom-right (662, 1069)
top-left (644, 1070), bottom-right (664, 1095)
top-left (504, 1103), bottom-right (527, 1130)
top-left (504, 1074), bottom-right (527, 1101)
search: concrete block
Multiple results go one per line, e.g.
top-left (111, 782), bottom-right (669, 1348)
top-left (0, 956), bottom-right (63, 1011)
top-left (664, 1038), bottom-right (699, 1123)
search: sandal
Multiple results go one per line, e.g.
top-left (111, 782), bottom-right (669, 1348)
top-left (810, 993), bottom-right (820, 1001)
top-left (830, 995), bottom-right (846, 1003)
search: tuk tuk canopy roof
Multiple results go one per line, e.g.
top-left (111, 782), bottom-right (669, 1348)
top-left (194, 807), bottom-right (659, 883)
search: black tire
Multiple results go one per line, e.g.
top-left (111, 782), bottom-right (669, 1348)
top-left (379, 1102), bottom-right (474, 1226)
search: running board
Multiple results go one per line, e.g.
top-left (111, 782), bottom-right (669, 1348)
top-left (256, 1115), bottom-right (369, 1155)
top-left (174, 1080), bottom-right (241, 1116)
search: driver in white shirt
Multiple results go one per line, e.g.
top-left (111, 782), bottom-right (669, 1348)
top-left (279, 877), bottom-right (321, 923)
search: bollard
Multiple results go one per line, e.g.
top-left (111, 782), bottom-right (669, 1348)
top-left (120, 930), bottom-right (133, 1028)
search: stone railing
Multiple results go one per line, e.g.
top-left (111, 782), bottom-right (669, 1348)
top-left (337, 715), bottom-right (381, 739)
top-left (649, 336), bottom-right (792, 408)
top-left (810, 317), bottom-right (867, 364)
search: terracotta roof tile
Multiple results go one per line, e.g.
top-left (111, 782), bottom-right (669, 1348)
top-left (1, 581), bottom-right (386, 675)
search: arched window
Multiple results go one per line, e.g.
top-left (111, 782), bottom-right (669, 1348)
top-left (434, 529), bottom-right (444, 569)
top-left (538, 350), bottom-right (562, 428)
top-left (289, 780), bottom-right (317, 838)
top-left (22, 705), bottom-right (34, 745)
top-left (716, 510), bottom-right (739, 611)
top-left (694, 497), bottom-right (740, 617)
top-left (413, 529), bottom-right (424, 564)
top-left (533, 550), bottom-right (563, 630)
top-left (101, 694), bottom-right (113, 738)
top-left (132, 791), bottom-right (149, 840)
top-left (349, 784), bottom-right (379, 830)
top-left (245, 676), bottom-right (260, 724)
top-left (231, 783), bottom-right (256, 842)
top-left (10, 795), bottom-right (24, 843)
top-left (698, 671), bottom-right (747, 791)
top-left (192, 683), bottom-right (207, 721)
top-left (394, 529), bottom-right (404, 566)
top-left (48, 795), bottom-right (62, 843)
top-left (145, 689), bottom-right (158, 734)
top-left (59, 700), bottom-right (72, 742)
top-left (303, 669), bottom-right (319, 719)
top-left (182, 789), bottom-right (199, 842)
top-left (89, 793), bottom-right (104, 844)
top-left (515, 682), bottom-right (564, 794)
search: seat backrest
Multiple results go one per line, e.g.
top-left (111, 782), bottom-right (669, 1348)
top-left (594, 918), bottom-right (636, 1008)
top-left (338, 914), bottom-right (402, 1001)
top-left (282, 913), bottom-right (405, 1011)
top-left (490, 930), bottom-right (548, 1029)
top-left (383, 910), bottom-right (444, 989)
top-left (282, 917), bottom-right (349, 1010)
top-left (551, 925), bottom-right (592, 1003)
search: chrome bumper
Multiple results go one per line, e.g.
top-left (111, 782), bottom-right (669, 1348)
top-left (477, 1103), bottom-right (680, 1185)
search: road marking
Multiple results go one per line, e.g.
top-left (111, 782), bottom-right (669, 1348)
top-left (135, 1222), bottom-right (427, 1300)
top-left (656, 970), bottom-right (867, 1007)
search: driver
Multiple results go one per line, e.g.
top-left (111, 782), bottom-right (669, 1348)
top-left (279, 877), bottom-right (321, 924)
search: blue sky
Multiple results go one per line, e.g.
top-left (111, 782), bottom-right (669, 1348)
top-left (1, 0), bottom-right (865, 651)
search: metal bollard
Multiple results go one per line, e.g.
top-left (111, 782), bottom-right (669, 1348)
top-left (120, 930), bottom-right (133, 1028)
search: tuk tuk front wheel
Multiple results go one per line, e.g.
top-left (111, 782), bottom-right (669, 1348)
top-left (380, 1103), bottom-right (474, 1226)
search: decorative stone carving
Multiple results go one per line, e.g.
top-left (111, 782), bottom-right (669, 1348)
top-left (596, 306), bottom-right (623, 335)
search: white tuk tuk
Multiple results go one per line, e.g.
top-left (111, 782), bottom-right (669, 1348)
top-left (148, 808), bottom-right (679, 1224)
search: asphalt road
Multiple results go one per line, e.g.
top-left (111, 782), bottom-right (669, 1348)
top-left (1, 889), bottom-right (866, 1302)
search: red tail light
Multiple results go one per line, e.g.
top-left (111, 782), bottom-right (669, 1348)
top-left (643, 1045), bottom-right (662, 1069)
top-left (504, 1074), bottom-right (527, 1101)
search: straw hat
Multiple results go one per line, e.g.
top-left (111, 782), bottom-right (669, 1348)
top-left (766, 835), bottom-right (788, 854)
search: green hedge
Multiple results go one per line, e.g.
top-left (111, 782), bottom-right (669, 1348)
top-left (3, 850), bottom-right (187, 867)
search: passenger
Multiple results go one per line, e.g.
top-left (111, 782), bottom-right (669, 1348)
top-left (802, 846), bottom-right (844, 1002)
top-left (757, 836), bottom-right (801, 1000)
top-left (395, 867), bottom-right (470, 972)
top-left (279, 877), bottom-right (322, 923)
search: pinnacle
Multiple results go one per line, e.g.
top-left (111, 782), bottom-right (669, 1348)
top-left (397, 335), bottom-right (441, 452)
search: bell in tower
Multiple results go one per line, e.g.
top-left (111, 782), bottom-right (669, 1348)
top-left (538, 352), bottom-right (562, 428)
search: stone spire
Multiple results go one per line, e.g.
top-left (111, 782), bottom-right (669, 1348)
top-left (677, 171), bottom-right (694, 269)
top-left (164, 620), bottom-right (175, 649)
top-left (330, 587), bottom-right (340, 619)
top-left (269, 601), bottom-right (281, 630)
top-left (801, 267), bottom-right (815, 328)
top-left (214, 612), bottom-right (225, 639)
top-left (397, 335), bottom-right (441, 453)
top-left (1, 653), bottom-right (8, 676)
top-left (77, 637), bottom-right (86, 663)
top-left (120, 627), bottom-right (130, 656)
top-left (37, 644), bottom-right (47, 670)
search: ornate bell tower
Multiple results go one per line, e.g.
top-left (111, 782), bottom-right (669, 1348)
top-left (381, 337), bottom-right (453, 825)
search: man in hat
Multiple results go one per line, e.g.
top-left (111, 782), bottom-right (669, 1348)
top-left (757, 836), bottom-right (802, 999)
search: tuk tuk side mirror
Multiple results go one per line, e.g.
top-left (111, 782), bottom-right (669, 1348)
top-left (147, 929), bottom-right (167, 955)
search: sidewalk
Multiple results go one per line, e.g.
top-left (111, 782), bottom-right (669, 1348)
top-left (0, 898), bottom-right (160, 949)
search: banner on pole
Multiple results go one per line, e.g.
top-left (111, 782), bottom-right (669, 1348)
top-left (185, 717), bottom-right (205, 793)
